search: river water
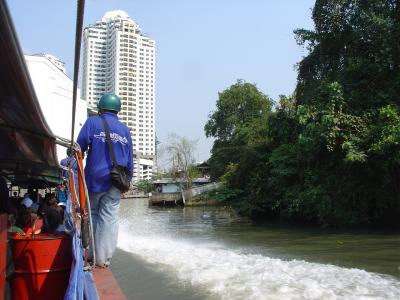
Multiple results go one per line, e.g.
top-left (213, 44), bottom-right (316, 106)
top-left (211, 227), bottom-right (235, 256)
top-left (111, 198), bottom-right (400, 300)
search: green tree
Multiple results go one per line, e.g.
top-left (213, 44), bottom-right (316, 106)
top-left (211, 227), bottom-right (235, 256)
top-left (205, 80), bottom-right (273, 179)
top-left (287, 0), bottom-right (400, 225)
top-left (136, 179), bottom-right (152, 193)
top-left (205, 0), bottom-right (400, 227)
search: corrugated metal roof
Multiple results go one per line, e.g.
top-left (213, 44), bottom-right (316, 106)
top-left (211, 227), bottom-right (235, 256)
top-left (152, 178), bottom-right (211, 184)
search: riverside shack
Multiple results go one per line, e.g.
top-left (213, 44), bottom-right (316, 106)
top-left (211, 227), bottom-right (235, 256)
top-left (150, 178), bottom-right (211, 206)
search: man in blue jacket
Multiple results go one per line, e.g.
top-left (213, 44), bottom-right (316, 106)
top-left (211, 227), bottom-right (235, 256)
top-left (60, 148), bottom-right (78, 185)
top-left (77, 93), bottom-right (133, 267)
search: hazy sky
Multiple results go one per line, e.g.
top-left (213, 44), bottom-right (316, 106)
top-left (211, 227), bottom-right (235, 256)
top-left (8, 0), bottom-right (315, 163)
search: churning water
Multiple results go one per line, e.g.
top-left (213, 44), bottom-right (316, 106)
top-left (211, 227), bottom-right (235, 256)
top-left (115, 198), bottom-right (400, 300)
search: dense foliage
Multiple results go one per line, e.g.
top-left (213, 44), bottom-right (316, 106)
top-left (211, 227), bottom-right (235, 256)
top-left (205, 0), bottom-right (400, 227)
top-left (136, 179), bottom-right (153, 193)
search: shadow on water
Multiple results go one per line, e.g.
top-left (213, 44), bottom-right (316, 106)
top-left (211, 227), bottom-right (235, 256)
top-left (111, 248), bottom-right (217, 300)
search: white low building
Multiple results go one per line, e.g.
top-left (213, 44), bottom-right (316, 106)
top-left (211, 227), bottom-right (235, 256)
top-left (25, 54), bottom-right (88, 162)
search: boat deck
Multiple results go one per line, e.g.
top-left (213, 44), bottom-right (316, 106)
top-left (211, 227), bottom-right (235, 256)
top-left (93, 268), bottom-right (127, 300)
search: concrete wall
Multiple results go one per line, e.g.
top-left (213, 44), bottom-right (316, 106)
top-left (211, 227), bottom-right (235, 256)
top-left (149, 192), bottom-right (182, 205)
top-left (185, 182), bottom-right (219, 198)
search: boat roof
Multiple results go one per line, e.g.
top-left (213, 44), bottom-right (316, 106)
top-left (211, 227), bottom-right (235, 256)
top-left (0, 2), bottom-right (61, 187)
top-left (153, 178), bottom-right (211, 184)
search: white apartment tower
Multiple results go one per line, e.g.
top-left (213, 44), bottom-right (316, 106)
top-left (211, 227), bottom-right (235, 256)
top-left (82, 10), bottom-right (155, 182)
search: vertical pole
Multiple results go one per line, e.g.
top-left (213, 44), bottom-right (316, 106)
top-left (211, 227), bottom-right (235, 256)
top-left (70, 0), bottom-right (86, 145)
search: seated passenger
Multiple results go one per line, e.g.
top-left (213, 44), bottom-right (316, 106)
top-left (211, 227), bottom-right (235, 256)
top-left (56, 183), bottom-right (67, 205)
top-left (57, 202), bottom-right (66, 232)
top-left (17, 207), bottom-right (43, 235)
top-left (21, 194), bottom-right (32, 209)
top-left (21, 193), bottom-right (39, 213)
top-left (42, 207), bottom-right (63, 233)
top-left (40, 193), bottom-right (60, 214)
top-left (7, 214), bottom-right (25, 235)
top-left (16, 193), bottom-right (43, 234)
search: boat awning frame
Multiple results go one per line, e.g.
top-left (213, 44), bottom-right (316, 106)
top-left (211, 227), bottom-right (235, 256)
top-left (0, 0), bottom-right (62, 187)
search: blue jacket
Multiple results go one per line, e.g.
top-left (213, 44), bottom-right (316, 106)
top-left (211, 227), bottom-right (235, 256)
top-left (77, 112), bottom-right (133, 193)
top-left (60, 156), bottom-right (78, 185)
top-left (57, 187), bottom-right (68, 204)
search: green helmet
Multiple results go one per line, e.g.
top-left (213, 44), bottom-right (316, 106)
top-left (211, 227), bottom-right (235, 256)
top-left (97, 93), bottom-right (121, 112)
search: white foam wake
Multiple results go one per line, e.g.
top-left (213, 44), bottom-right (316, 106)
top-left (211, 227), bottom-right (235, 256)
top-left (117, 227), bottom-right (400, 300)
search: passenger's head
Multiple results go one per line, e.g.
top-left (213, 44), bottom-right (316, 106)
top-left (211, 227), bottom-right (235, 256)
top-left (17, 207), bottom-right (35, 228)
top-left (48, 197), bottom-right (57, 207)
top-left (44, 193), bottom-right (52, 205)
top-left (42, 208), bottom-right (62, 233)
top-left (97, 93), bottom-right (121, 114)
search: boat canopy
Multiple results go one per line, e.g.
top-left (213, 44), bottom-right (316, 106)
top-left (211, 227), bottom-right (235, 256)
top-left (0, 2), bottom-right (61, 187)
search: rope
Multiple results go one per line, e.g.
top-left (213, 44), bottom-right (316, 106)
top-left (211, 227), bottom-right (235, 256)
top-left (70, 0), bottom-right (86, 145)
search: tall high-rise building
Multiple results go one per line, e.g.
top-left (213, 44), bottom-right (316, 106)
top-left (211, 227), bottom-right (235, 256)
top-left (82, 10), bottom-right (156, 182)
